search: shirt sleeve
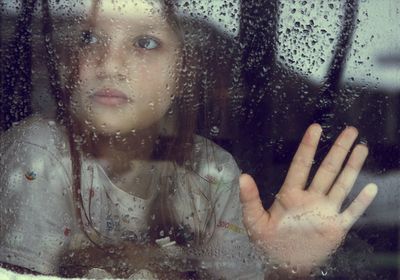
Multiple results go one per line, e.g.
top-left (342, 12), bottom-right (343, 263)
top-left (0, 132), bottom-right (74, 275)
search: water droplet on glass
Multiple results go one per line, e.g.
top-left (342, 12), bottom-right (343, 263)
top-left (210, 126), bottom-right (220, 136)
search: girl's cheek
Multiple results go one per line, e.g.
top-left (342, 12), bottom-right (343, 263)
top-left (79, 63), bottom-right (96, 80)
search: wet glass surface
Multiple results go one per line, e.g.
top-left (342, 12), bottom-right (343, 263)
top-left (0, 0), bottom-right (399, 279)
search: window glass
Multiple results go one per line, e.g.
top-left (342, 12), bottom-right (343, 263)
top-left (0, 0), bottom-right (398, 279)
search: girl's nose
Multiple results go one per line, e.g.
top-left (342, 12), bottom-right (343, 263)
top-left (96, 43), bottom-right (128, 81)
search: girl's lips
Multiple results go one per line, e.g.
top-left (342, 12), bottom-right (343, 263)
top-left (91, 88), bottom-right (129, 106)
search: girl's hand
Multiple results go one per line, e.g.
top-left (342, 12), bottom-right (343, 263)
top-left (239, 124), bottom-right (378, 272)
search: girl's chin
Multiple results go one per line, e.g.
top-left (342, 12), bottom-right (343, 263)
top-left (91, 124), bottom-right (135, 136)
top-left (85, 119), bottom-right (158, 137)
top-left (74, 111), bottom-right (164, 136)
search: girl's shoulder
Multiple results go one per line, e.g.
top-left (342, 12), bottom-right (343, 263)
top-left (0, 114), bottom-right (72, 192)
top-left (192, 135), bottom-right (241, 186)
top-left (0, 114), bottom-right (68, 155)
top-left (193, 134), bottom-right (239, 164)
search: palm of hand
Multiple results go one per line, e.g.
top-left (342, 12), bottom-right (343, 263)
top-left (258, 189), bottom-right (345, 268)
top-left (240, 125), bottom-right (377, 270)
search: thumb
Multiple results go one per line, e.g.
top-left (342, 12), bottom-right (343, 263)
top-left (239, 174), bottom-right (270, 234)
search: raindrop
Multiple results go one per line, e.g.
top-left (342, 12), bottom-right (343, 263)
top-left (210, 125), bottom-right (220, 136)
top-left (320, 266), bottom-right (328, 276)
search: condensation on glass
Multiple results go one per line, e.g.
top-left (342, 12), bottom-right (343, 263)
top-left (0, 0), bottom-right (399, 279)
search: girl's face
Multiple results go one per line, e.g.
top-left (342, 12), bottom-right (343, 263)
top-left (72, 0), bottom-right (181, 135)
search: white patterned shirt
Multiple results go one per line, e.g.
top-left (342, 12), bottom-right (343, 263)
top-left (0, 115), bottom-right (264, 279)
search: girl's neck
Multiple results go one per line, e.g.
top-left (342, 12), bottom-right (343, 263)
top-left (88, 127), bottom-right (158, 174)
top-left (85, 128), bottom-right (158, 199)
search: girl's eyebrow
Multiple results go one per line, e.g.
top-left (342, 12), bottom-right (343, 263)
top-left (88, 17), bottom-right (169, 32)
top-left (126, 21), bottom-right (168, 32)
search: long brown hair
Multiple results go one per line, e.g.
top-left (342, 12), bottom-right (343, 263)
top-left (41, 0), bottom-right (231, 248)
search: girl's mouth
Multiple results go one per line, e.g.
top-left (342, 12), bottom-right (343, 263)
top-left (90, 88), bottom-right (130, 106)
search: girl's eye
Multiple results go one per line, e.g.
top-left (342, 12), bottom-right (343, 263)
top-left (80, 30), bottom-right (98, 45)
top-left (135, 36), bottom-right (160, 50)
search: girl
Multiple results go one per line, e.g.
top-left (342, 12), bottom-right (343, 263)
top-left (0, 0), bottom-right (377, 279)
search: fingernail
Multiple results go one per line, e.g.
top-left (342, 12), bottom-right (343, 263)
top-left (345, 126), bottom-right (358, 137)
top-left (365, 183), bottom-right (378, 196)
top-left (311, 124), bottom-right (322, 137)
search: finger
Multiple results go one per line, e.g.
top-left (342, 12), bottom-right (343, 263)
top-left (341, 183), bottom-right (378, 230)
top-left (308, 126), bottom-right (358, 194)
top-left (328, 144), bottom-right (368, 208)
top-left (281, 124), bottom-right (322, 191)
top-left (239, 174), bottom-right (270, 238)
